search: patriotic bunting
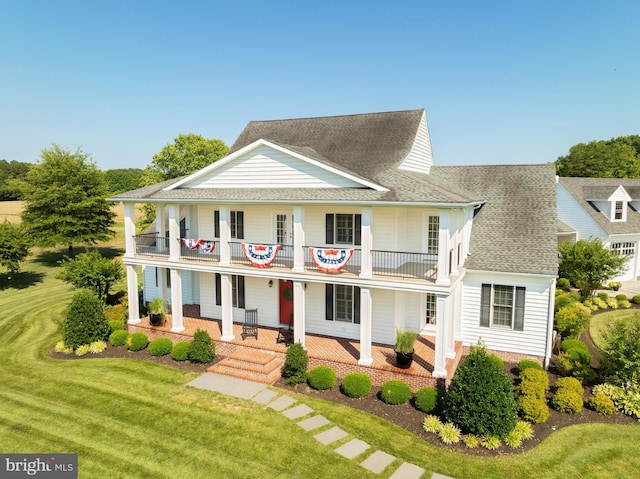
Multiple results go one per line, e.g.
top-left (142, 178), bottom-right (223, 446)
top-left (182, 238), bottom-right (203, 250)
top-left (309, 247), bottom-right (354, 273)
top-left (242, 243), bottom-right (281, 268)
top-left (199, 241), bottom-right (215, 254)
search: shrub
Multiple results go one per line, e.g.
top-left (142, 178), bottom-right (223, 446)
top-left (517, 378), bottom-right (547, 401)
top-left (462, 434), bottom-right (480, 448)
top-left (518, 395), bottom-right (550, 424)
top-left (88, 340), bottom-right (107, 353)
top-left (592, 383), bottom-right (624, 402)
top-left (561, 339), bottom-right (589, 355)
top-left (62, 290), bottom-right (110, 349)
top-left (104, 303), bottom-right (127, 322)
top-left (187, 329), bottom-right (215, 363)
top-left (380, 380), bottom-right (412, 405)
top-left (341, 372), bottom-right (372, 398)
top-left (556, 351), bottom-right (595, 384)
top-left (514, 420), bottom-right (534, 440)
top-left (54, 341), bottom-right (67, 353)
top-left (283, 342), bottom-right (308, 385)
top-left (557, 278), bottom-right (571, 292)
top-left (517, 359), bottom-right (542, 374)
top-left (75, 344), bottom-right (90, 356)
top-left (615, 294), bottom-right (627, 302)
top-left (519, 368), bottom-right (549, 395)
top-left (555, 304), bottom-right (591, 339)
top-left (422, 414), bottom-right (442, 433)
top-left (593, 297), bottom-right (608, 310)
top-left (109, 329), bottom-right (129, 347)
top-left (108, 319), bottom-right (125, 332)
top-left (481, 435), bottom-right (501, 450)
top-left (438, 422), bottom-right (461, 444)
top-left (600, 316), bottom-right (640, 384)
top-left (504, 430), bottom-right (523, 448)
top-left (414, 386), bottom-right (442, 413)
top-left (616, 383), bottom-right (640, 419)
top-left (171, 341), bottom-right (190, 361)
top-left (148, 337), bottom-right (173, 357)
top-left (633, 295), bottom-right (640, 305)
top-left (554, 291), bottom-right (580, 312)
top-left (307, 366), bottom-right (336, 390)
top-left (127, 332), bottom-right (148, 351)
top-left (586, 393), bottom-right (616, 415)
top-left (487, 354), bottom-right (504, 371)
top-left (551, 387), bottom-right (583, 413)
top-left (608, 282), bottom-right (620, 291)
top-left (555, 377), bottom-right (584, 396)
top-left (619, 300), bottom-right (631, 309)
top-left (606, 297), bottom-right (619, 309)
top-left (442, 342), bottom-right (518, 438)
top-left (597, 291), bottom-right (610, 301)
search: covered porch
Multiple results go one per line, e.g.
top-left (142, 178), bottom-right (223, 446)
top-left (129, 305), bottom-right (463, 390)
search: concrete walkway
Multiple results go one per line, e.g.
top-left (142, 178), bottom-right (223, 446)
top-left (188, 372), bottom-right (455, 479)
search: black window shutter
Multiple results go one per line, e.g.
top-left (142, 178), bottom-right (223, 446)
top-left (514, 287), bottom-right (526, 331)
top-left (480, 283), bottom-right (491, 327)
top-left (354, 286), bottom-right (361, 324)
top-left (354, 214), bottom-right (362, 245)
top-left (237, 275), bottom-right (245, 308)
top-left (236, 211), bottom-right (244, 239)
top-left (179, 218), bottom-right (186, 238)
top-left (326, 214), bottom-right (334, 244)
top-left (214, 210), bottom-right (220, 238)
top-left (215, 273), bottom-right (221, 306)
top-left (325, 283), bottom-right (334, 321)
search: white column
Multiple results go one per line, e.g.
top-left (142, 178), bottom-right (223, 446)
top-left (220, 274), bottom-right (234, 340)
top-left (126, 264), bottom-right (140, 324)
top-left (359, 207), bottom-right (372, 279)
top-left (293, 280), bottom-right (306, 347)
top-left (170, 269), bottom-right (184, 332)
top-left (446, 293), bottom-right (455, 359)
top-left (293, 206), bottom-right (305, 272)
top-left (433, 295), bottom-right (448, 378)
top-left (219, 206), bottom-right (231, 266)
top-left (168, 204), bottom-right (180, 261)
top-left (358, 287), bottom-right (373, 365)
top-left (436, 211), bottom-right (451, 285)
top-left (452, 282), bottom-right (462, 341)
top-left (156, 205), bottom-right (166, 252)
top-left (124, 203), bottom-right (136, 257)
top-left (450, 210), bottom-right (460, 276)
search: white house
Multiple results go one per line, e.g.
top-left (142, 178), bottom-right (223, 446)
top-left (557, 177), bottom-right (640, 282)
top-left (111, 109), bottom-right (558, 381)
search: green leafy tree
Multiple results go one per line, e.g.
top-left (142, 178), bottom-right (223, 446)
top-left (600, 315), bottom-right (640, 384)
top-left (558, 239), bottom-right (628, 301)
top-left (15, 145), bottom-right (116, 257)
top-left (57, 250), bottom-right (123, 301)
top-left (0, 219), bottom-right (31, 274)
top-left (0, 159), bottom-right (31, 200)
top-left (62, 289), bottom-right (110, 349)
top-left (104, 168), bottom-right (143, 194)
top-left (556, 135), bottom-right (640, 178)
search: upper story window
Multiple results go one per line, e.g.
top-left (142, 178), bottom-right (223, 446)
top-left (214, 210), bottom-right (244, 239)
top-left (326, 213), bottom-right (361, 245)
top-left (615, 201), bottom-right (624, 220)
top-left (427, 215), bottom-right (439, 254)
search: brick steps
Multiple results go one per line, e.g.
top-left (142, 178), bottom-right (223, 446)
top-left (208, 349), bottom-right (283, 384)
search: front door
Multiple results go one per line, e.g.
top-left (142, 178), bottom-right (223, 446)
top-left (279, 280), bottom-right (294, 325)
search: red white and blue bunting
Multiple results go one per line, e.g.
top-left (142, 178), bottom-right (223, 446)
top-left (199, 241), bottom-right (215, 254)
top-left (182, 238), bottom-right (216, 254)
top-left (182, 238), bottom-right (203, 250)
top-left (242, 243), bottom-right (281, 268)
top-left (309, 247), bottom-right (354, 274)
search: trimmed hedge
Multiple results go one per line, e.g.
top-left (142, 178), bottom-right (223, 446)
top-left (62, 290), bottom-right (110, 349)
top-left (554, 377), bottom-right (584, 396)
top-left (586, 393), bottom-right (616, 415)
top-left (517, 359), bottom-right (542, 375)
top-left (341, 373), bottom-right (372, 398)
top-left (171, 341), bottom-right (191, 361)
top-left (148, 337), bottom-right (173, 356)
top-left (108, 319), bottom-right (126, 332)
top-left (109, 330), bottom-right (129, 347)
top-left (127, 332), bottom-right (148, 351)
top-left (283, 343), bottom-right (308, 385)
top-left (557, 278), bottom-right (571, 292)
top-left (414, 386), bottom-right (442, 413)
top-left (380, 380), bottom-right (412, 405)
top-left (518, 395), bottom-right (550, 424)
top-left (187, 329), bottom-right (215, 363)
top-left (307, 366), bottom-right (337, 390)
top-left (633, 295), bottom-right (640, 305)
top-left (552, 387), bottom-right (583, 414)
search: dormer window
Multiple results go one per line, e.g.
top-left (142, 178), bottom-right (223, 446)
top-left (614, 201), bottom-right (624, 220)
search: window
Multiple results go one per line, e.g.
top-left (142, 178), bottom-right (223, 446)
top-left (215, 274), bottom-right (245, 308)
top-left (611, 242), bottom-right (635, 256)
top-left (614, 201), bottom-right (624, 220)
top-left (325, 214), bottom-right (361, 245)
top-left (425, 293), bottom-right (436, 325)
top-left (325, 284), bottom-right (360, 323)
top-left (214, 210), bottom-right (244, 239)
top-left (276, 214), bottom-right (288, 244)
top-left (480, 284), bottom-right (525, 331)
top-left (427, 216), bottom-right (439, 254)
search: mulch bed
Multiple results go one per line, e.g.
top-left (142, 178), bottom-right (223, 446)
top-left (51, 325), bottom-right (638, 456)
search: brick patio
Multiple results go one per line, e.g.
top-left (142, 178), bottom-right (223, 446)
top-left (129, 305), bottom-right (463, 390)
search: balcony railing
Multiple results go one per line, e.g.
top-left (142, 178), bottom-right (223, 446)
top-left (134, 234), bottom-right (169, 256)
top-left (180, 239), bottom-right (219, 263)
top-left (371, 250), bottom-right (437, 281)
top-left (230, 242), bottom-right (294, 269)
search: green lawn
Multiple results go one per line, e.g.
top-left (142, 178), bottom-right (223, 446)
top-left (589, 309), bottom-right (640, 350)
top-left (1, 254), bottom-right (639, 478)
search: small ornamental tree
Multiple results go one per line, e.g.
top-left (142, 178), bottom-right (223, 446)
top-left (443, 342), bottom-right (518, 439)
top-left (62, 289), bottom-right (110, 349)
top-left (600, 315), bottom-right (640, 384)
top-left (57, 250), bottom-right (123, 301)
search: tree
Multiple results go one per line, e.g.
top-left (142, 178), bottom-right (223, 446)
top-left (62, 289), bottom-right (110, 349)
top-left (0, 159), bottom-right (31, 200)
top-left (104, 168), bottom-right (143, 194)
top-left (558, 239), bottom-right (628, 301)
top-left (16, 145), bottom-right (116, 257)
top-left (556, 135), bottom-right (640, 178)
top-left (600, 315), bottom-right (640, 384)
top-left (57, 250), bottom-right (123, 301)
top-left (0, 219), bottom-right (31, 274)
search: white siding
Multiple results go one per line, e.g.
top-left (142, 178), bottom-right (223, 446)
top-left (557, 183), bottom-right (606, 240)
top-left (199, 273), bottom-right (218, 319)
top-left (398, 111), bottom-right (434, 175)
top-left (142, 266), bottom-right (159, 304)
top-left (461, 272), bottom-right (552, 357)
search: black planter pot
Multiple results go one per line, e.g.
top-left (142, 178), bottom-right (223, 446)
top-left (149, 313), bottom-right (164, 326)
top-left (395, 349), bottom-right (414, 369)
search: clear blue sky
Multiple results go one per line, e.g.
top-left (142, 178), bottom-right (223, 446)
top-left (1, 0), bottom-right (638, 170)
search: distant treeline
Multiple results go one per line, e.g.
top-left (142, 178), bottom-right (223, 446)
top-left (0, 160), bottom-right (143, 200)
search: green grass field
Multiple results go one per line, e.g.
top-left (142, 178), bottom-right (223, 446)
top-left (589, 309), bottom-right (640, 350)
top-left (0, 243), bottom-right (639, 477)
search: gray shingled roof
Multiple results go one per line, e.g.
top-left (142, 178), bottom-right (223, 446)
top-left (431, 164), bottom-right (558, 276)
top-left (557, 219), bottom-right (576, 234)
top-left (559, 177), bottom-right (640, 235)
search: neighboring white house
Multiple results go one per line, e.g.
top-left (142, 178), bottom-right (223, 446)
top-left (557, 177), bottom-right (640, 282)
top-left (111, 109), bottom-right (558, 377)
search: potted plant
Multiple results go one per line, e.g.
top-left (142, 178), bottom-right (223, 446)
top-left (394, 327), bottom-right (417, 369)
top-left (148, 298), bottom-right (166, 326)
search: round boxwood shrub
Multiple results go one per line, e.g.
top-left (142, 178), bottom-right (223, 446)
top-left (520, 368), bottom-right (549, 391)
top-left (551, 387), bottom-right (583, 414)
top-left (187, 329), bottom-right (215, 363)
top-left (561, 339), bottom-right (588, 354)
top-left (555, 304), bottom-right (591, 339)
top-left (442, 342), bottom-right (518, 439)
top-left (633, 295), bottom-right (640, 305)
top-left (127, 332), bottom-right (148, 351)
top-left (341, 372), bottom-right (372, 398)
top-left (283, 342), bottom-right (308, 385)
top-left (615, 294), bottom-right (627, 302)
top-left (414, 386), bottom-right (442, 413)
top-left (517, 359), bottom-right (542, 375)
top-left (62, 289), bottom-right (110, 349)
top-left (109, 329), bottom-right (129, 346)
top-left (148, 337), bottom-right (173, 356)
top-left (171, 341), bottom-right (190, 361)
top-left (307, 366), bottom-right (336, 390)
top-left (554, 377), bottom-right (584, 396)
top-left (518, 395), bottom-right (550, 424)
top-left (380, 380), bottom-right (412, 405)
top-left (585, 393), bottom-right (616, 415)
top-left (554, 291), bottom-right (581, 312)
top-left (597, 291), bottom-right (610, 301)
top-left (108, 319), bottom-right (125, 332)
top-left (557, 278), bottom-right (571, 292)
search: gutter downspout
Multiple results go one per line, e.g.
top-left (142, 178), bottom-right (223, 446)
top-left (544, 277), bottom-right (557, 369)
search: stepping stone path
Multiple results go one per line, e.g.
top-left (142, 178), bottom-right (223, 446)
top-left (188, 372), bottom-right (456, 479)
